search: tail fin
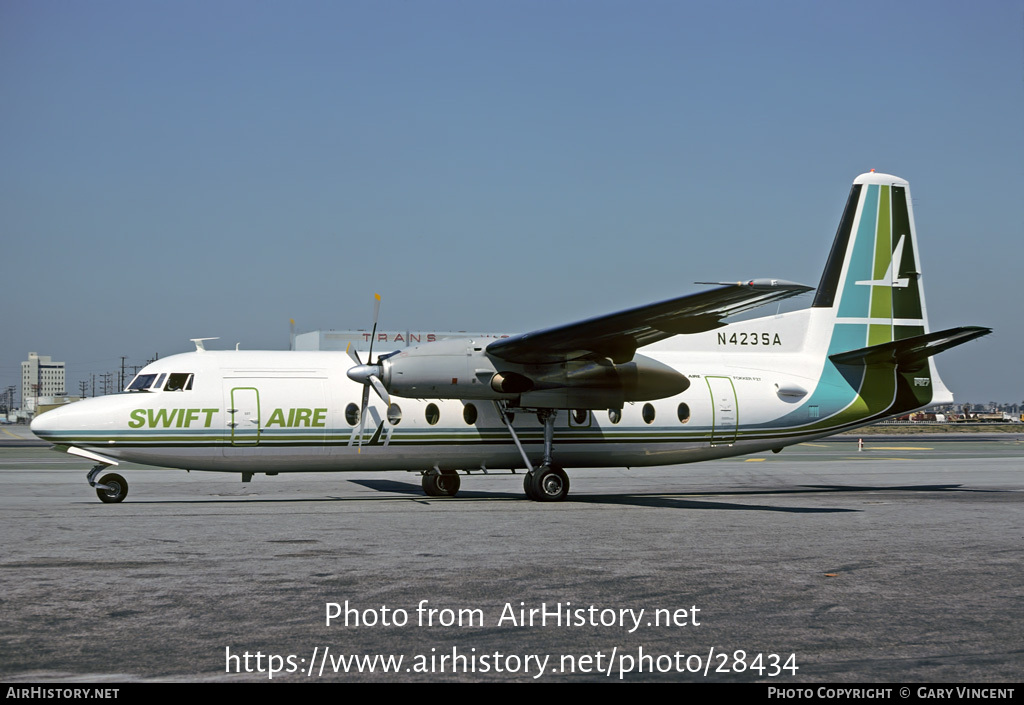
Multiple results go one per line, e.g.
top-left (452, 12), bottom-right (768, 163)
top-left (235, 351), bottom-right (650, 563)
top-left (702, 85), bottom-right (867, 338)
top-left (802, 172), bottom-right (988, 421)
top-left (813, 171), bottom-right (929, 343)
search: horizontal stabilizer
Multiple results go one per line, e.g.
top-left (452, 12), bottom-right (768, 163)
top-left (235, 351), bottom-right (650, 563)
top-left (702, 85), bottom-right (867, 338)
top-left (829, 326), bottom-right (991, 367)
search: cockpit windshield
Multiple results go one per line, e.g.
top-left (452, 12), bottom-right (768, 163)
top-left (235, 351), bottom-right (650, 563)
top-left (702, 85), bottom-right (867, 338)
top-left (164, 373), bottom-right (193, 391)
top-left (126, 374), bottom-right (158, 392)
top-left (125, 372), bottom-right (194, 392)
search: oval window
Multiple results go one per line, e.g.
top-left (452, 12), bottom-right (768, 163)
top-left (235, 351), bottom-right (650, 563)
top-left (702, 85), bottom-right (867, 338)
top-left (572, 409), bottom-right (588, 425)
top-left (345, 403), bottom-right (360, 426)
top-left (642, 403), bottom-right (656, 424)
top-left (425, 403), bottom-right (440, 425)
top-left (608, 408), bottom-right (622, 424)
top-left (463, 403), bottom-right (478, 425)
top-left (677, 403), bottom-right (691, 424)
top-left (387, 404), bottom-right (402, 425)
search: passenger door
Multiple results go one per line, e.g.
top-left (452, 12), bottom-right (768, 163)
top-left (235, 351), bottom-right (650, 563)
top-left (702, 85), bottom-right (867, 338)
top-left (229, 387), bottom-right (261, 446)
top-left (706, 376), bottom-right (737, 446)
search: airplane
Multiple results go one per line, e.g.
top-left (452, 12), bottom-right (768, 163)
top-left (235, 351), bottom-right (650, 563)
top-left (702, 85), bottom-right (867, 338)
top-left (31, 171), bottom-right (990, 503)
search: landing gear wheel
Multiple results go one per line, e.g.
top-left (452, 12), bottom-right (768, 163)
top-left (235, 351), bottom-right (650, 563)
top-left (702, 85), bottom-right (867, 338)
top-left (422, 470), bottom-right (461, 497)
top-left (525, 465), bottom-right (569, 502)
top-left (96, 473), bottom-right (128, 504)
top-left (523, 472), bottom-right (539, 501)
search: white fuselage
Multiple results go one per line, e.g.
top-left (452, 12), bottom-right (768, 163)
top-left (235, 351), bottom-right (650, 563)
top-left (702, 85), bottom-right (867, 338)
top-left (31, 305), bottom-right (930, 475)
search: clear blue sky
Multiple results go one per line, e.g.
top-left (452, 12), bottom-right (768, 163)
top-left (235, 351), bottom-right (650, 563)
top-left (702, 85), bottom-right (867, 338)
top-left (2, 1), bottom-right (1021, 403)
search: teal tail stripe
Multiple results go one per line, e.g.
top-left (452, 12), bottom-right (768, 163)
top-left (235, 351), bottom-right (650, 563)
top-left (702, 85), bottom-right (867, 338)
top-left (837, 184), bottom-right (878, 318)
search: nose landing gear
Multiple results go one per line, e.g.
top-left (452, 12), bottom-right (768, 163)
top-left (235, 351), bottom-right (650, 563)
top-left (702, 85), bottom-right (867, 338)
top-left (88, 465), bottom-right (128, 503)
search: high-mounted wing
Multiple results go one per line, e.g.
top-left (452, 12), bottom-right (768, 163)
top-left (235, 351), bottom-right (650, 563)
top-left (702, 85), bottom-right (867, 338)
top-left (486, 279), bottom-right (813, 365)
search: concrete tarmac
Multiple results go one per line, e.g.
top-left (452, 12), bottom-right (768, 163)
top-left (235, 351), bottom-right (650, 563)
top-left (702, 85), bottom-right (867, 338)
top-left (0, 431), bottom-right (1021, 682)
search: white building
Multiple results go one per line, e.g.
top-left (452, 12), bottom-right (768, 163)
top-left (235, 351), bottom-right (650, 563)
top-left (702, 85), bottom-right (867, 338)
top-left (22, 352), bottom-right (65, 414)
top-left (293, 330), bottom-right (511, 352)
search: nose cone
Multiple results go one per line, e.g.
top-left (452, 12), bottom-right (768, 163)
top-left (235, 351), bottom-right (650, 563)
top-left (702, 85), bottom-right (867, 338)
top-left (29, 397), bottom-right (116, 443)
top-left (30, 406), bottom-right (65, 441)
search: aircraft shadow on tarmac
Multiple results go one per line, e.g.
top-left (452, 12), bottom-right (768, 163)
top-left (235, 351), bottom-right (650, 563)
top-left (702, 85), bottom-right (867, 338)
top-left (115, 479), bottom-right (1005, 514)
top-left (349, 479), bottom-right (1006, 512)
top-left (349, 479), bottom-right (860, 513)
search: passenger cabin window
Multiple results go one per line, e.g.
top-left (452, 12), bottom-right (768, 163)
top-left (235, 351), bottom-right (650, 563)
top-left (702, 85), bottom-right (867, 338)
top-left (642, 403), bottom-right (656, 424)
top-left (677, 403), bottom-right (691, 424)
top-left (387, 404), bottom-right (402, 425)
top-left (164, 373), bottom-right (193, 392)
top-left (345, 403), bottom-right (359, 426)
top-left (425, 403), bottom-right (440, 425)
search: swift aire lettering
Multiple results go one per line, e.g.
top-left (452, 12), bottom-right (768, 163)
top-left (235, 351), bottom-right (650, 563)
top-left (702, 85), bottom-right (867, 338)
top-left (128, 408), bottom-right (329, 428)
top-left (129, 408), bottom-right (219, 428)
top-left (265, 408), bottom-right (327, 428)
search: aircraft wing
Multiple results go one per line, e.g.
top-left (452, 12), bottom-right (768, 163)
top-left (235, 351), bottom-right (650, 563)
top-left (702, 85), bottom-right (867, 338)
top-left (486, 279), bottom-right (813, 364)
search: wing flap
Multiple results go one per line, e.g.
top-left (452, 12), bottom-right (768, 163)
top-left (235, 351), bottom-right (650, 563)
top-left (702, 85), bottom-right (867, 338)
top-left (487, 279), bottom-right (812, 364)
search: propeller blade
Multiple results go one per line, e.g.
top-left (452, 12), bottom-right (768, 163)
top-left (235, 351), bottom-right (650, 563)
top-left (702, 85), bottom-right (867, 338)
top-left (369, 375), bottom-right (390, 407)
top-left (367, 293), bottom-right (381, 362)
top-left (351, 293), bottom-right (387, 455)
top-left (345, 342), bottom-right (361, 366)
top-left (357, 384), bottom-right (370, 452)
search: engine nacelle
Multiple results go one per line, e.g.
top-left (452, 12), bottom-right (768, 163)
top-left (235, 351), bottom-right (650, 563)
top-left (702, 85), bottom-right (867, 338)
top-left (378, 338), bottom-right (689, 406)
top-left (380, 338), bottom-right (508, 400)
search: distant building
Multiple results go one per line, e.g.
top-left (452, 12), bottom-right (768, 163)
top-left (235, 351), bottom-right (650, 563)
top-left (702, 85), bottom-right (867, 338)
top-left (21, 352), bottom-right (65, 414)
top-left (35, 396), bottom-right (82, 416)
top-left (293, 330), bottom-right (511, 352)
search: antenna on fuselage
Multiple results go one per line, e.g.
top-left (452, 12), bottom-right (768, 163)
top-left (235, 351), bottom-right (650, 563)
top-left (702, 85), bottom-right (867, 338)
top-left (190, 338), bottom-right (220, 353)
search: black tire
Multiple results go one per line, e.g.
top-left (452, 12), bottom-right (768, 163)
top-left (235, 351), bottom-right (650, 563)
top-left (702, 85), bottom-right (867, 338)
top-left (422, 470), bottom-right (461, 497)
top-left (438, 470), bottom-right (460, 496)
top-left (526, 465), bottom-right (569, 502)
top-left (523, 472), bottom-right (538, 500)
top-left (96, 473), bottom-right (128, 504)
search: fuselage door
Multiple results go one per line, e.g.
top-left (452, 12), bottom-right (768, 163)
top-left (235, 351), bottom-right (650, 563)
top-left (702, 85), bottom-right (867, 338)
top-left (706, 376), bottom-right (737, 446)
top-left (229, 387), bottom-right (261, 446)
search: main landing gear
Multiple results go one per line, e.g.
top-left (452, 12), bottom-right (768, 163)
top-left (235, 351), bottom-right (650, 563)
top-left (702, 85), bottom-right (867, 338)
top-left (497, 404), bottom-right (571, 502)
top-left (523, 464), bottom-right (570, 502)
top-left (87, 465), bottom-right (128, 503)
top-left (422, 469), bottom-right (461, 497)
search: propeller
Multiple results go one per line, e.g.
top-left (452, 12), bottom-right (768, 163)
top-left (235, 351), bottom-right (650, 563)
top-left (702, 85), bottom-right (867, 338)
top-left (346, 294), bottom-right (391, 449)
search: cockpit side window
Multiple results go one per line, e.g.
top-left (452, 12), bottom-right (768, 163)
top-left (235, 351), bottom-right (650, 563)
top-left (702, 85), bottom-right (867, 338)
top-left (164, 373), bottom-right (193, 392)
top-left (126, 374), bottom-right (157, 392)
top-left (153, 373), bottom-right (166, 390)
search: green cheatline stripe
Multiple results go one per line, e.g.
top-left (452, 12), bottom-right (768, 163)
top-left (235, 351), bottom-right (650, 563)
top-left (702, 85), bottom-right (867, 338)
top-left (49, 425), bottom-right (871, 450)
top-left (45, 419), bottom-right (864, 446)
